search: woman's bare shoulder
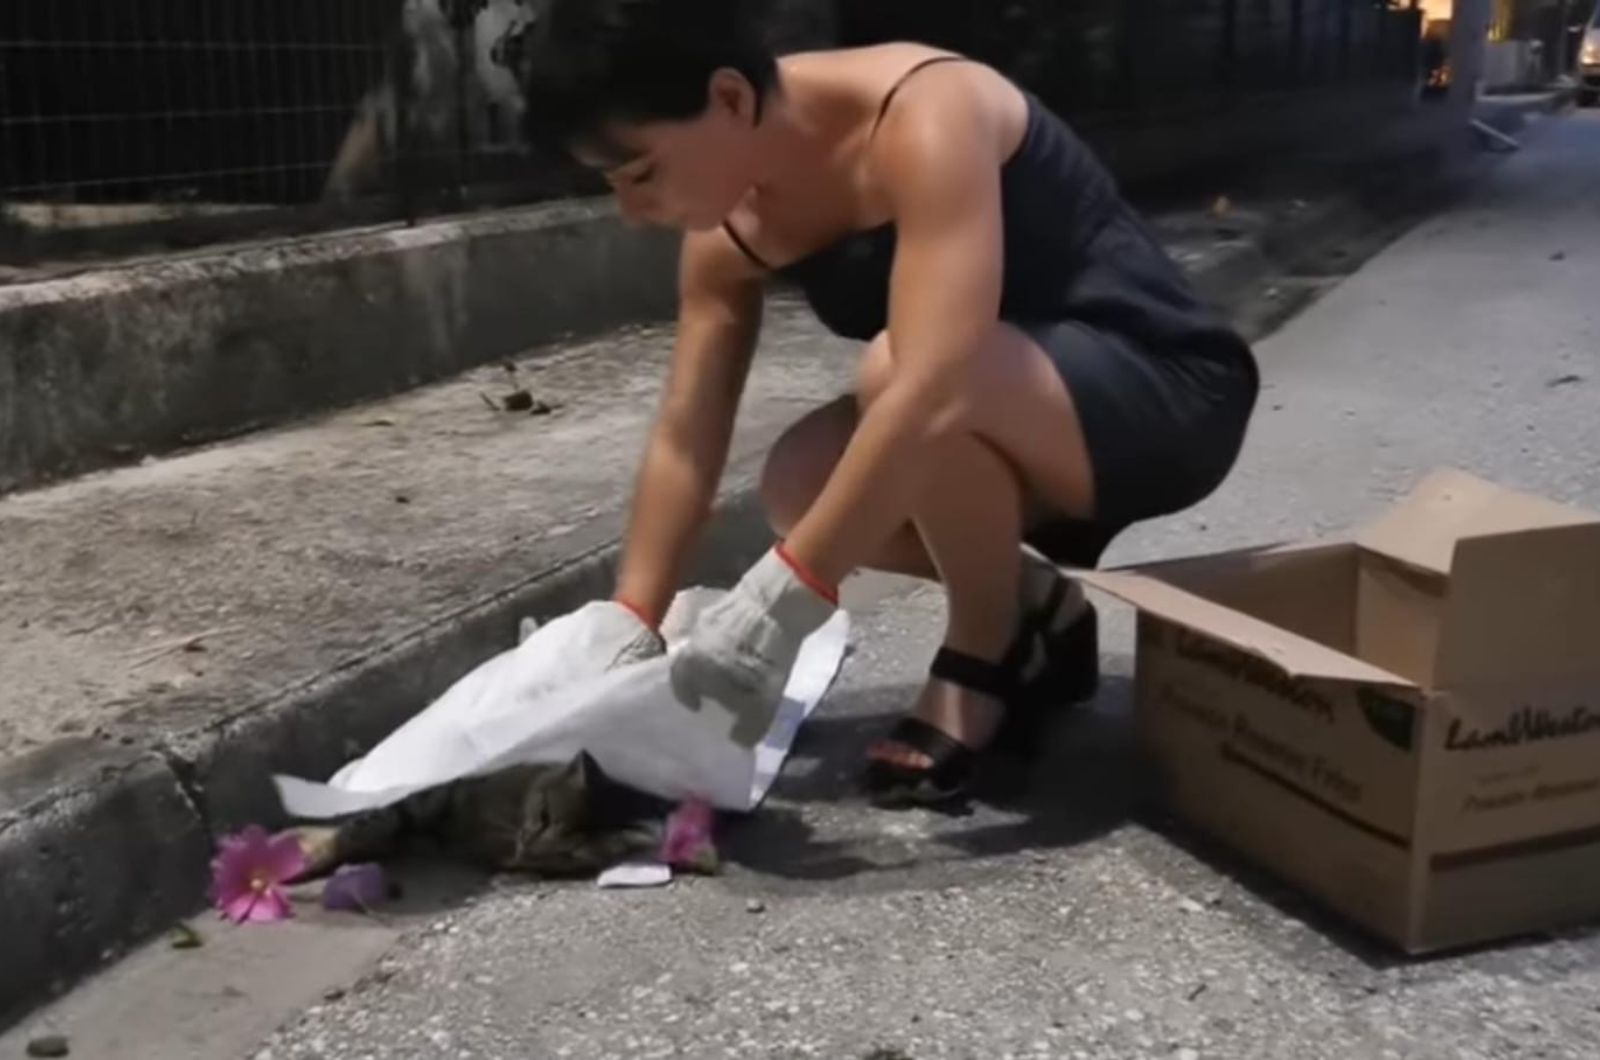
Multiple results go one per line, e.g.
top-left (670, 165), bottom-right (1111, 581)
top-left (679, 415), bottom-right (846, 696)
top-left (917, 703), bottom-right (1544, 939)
top-left (781, 41), bottom-right (974, 80)
top-left (865, 58), bottom-right (1026, 171)
top-left (781, 43), bottom-right (1021, 147)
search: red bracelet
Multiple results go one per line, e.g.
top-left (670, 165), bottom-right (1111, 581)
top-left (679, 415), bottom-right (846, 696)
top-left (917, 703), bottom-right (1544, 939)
top-left (613, 595), bottom-right (661, 631)
top-left (776, 542), bottom-right (839, 606)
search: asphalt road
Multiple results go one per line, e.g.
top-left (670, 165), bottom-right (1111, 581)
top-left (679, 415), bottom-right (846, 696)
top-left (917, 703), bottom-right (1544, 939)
top-left (11, 108), bottom-right (1600, 1060)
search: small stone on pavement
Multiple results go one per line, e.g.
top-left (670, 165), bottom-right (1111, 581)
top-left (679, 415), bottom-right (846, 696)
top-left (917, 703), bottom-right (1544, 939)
top-left (26, 1035), bottom-right (70, 1058)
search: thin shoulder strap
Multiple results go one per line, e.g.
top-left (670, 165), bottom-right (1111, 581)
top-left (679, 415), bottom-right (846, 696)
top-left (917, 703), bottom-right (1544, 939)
top-left (721, 220), bottom-right (773, 272)
top-left (719, 54), bottom-right (967, 271)
top-left (872, 54), bottom-right (969, 134)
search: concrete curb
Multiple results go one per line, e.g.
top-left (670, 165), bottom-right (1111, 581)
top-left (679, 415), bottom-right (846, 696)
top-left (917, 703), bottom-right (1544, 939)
top-left (1476, 86), bottom-right (1580, 142)
top-left (1482, 85), bottom-right (1579, 116)
top-left (0, 741), bottom-right (212, 1016)
top-left (0, 140), bottom-right (1473, 1029)
top-left (0, 200), bottom-right (680, 496)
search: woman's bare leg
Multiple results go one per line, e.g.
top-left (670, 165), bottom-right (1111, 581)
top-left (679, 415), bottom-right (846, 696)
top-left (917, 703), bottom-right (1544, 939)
top-left (760, 323), bottom-right (1096, 766)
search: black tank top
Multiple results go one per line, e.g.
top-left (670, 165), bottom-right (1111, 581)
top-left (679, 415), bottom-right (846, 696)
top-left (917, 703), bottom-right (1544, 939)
top-left (723, 56), bottom-right (1249, 366)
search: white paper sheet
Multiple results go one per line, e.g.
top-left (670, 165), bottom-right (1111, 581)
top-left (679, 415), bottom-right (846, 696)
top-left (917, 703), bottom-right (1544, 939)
top-left (273, 593), bottom-right (850, 818)
top-left (595, 862), bottom-right (674, 889)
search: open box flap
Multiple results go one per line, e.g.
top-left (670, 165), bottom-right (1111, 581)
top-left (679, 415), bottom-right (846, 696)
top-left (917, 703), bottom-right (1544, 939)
top-left (1434, 524), bottom-right (1600, 686)
top-left (1080, 568), bottom-right (1417, 688)
top-left (1065, 538), bottom-right (1330, 582)
top-left (1356, 468), bottom-right (1599, 576)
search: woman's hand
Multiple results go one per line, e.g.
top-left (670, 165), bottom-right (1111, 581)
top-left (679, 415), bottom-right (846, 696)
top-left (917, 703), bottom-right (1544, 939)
top-left (668, 546), bottom-right (837, 748)
top-left (572, 600), bottom-right (668, 674)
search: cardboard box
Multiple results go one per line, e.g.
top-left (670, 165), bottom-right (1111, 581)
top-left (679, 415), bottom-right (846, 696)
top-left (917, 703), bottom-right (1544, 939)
top-left (1082, 469), bottom-right (1600, 953)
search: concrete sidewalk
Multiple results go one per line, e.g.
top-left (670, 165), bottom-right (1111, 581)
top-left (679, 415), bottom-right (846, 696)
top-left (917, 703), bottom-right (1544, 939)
top-left (0, 129), bottom-right (1482, 1025)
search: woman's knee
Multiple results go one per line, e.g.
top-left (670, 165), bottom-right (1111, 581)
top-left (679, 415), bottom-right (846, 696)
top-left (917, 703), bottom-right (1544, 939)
top-left (759, 397), bottom-right (855, 534)
top-left (857, 322), bottom-right (1097, 519)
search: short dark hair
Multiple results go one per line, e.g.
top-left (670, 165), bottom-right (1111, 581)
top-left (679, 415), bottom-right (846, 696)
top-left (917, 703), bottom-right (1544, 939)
top-left (519, 0), bottom-right (779, 155)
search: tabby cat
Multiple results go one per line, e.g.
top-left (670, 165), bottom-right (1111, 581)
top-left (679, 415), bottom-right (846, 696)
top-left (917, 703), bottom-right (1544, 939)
top-left (294, 753), bottom-right (665, 879)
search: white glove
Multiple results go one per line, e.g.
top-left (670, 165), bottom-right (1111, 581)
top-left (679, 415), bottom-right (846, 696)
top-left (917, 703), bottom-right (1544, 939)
top-left (540, 600), bottom-right (665, 684)
top-left (669, 547), bottom-right (836, 748)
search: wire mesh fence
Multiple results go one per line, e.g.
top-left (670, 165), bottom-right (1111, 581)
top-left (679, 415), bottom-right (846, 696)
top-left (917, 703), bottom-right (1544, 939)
top-left (0, 0), bottom-right (1424, 271)
top-left (0, 0), bottom-right (594, 268)
top-left (2, 1), bottom-right (382, 208)
top-left (836, 0), bottom-right (1425, 129)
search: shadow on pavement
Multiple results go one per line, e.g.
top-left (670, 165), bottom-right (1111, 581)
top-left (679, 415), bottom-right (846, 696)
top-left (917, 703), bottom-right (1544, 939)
top-left (721, 677), bottom-right (1148, 883)
top-left (727, 674), bottom-right (1600, 980)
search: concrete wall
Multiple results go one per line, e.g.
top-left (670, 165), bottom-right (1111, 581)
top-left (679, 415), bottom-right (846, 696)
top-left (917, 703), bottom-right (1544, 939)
top-left (0, 202), bottom-right (680, 495)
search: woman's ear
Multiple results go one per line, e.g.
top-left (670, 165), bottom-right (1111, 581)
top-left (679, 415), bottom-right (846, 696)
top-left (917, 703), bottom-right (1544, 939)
top-left (707, 68), bottom-right (759, 125)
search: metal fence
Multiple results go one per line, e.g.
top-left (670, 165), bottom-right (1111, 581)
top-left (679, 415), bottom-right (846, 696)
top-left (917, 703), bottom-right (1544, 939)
top-left (0, 0), bottom-right (596, 267)
top-left (0, 0), bottom-right (1423, 270)
top-left (837, 0), bottom-right (1425, 129)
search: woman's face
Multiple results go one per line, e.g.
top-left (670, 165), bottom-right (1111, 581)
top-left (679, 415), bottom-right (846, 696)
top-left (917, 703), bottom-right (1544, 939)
top-left (573, 70), bottom-right (765, 232)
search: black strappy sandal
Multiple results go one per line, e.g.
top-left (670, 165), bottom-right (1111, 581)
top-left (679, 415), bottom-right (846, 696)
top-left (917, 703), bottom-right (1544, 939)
top-left (862, 645), bottom-right (1024, 808)
top-left (862, 559), bottom-right (1101, 807)
top-left (1000, 562), bottom-right (1100, 752)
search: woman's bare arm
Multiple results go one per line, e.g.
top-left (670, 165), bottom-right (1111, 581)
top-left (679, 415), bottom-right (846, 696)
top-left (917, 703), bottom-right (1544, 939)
top-left (612, 229), bottom-right (766, 625)
top-left (782, 68), bottom-right (1009, 584)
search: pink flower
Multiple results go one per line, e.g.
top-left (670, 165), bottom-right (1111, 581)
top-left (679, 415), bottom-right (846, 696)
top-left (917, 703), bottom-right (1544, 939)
top-left (322, 863), bottom-right (390, 913)
top-left (659, 797), bottom-right (718, 874)
top-left (210, 826), bottom-right (307, 924)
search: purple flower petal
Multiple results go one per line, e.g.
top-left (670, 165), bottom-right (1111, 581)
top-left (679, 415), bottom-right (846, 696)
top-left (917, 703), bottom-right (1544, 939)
top-left (659, 798), bottom-right (717, 869)
top-left (220, 890), bottom-right (264, 924)
top-left (209, 825), bottom-right (304, 925)
top-left (322, 863), bottom-right (390, 913)
top-left (210, 856), bottom-right (251, 903)
top-left (219, 824), bottom-right (269, 853)
top-left (210, 827), bottom-right (266, 889)
top-left (244, 888), bottom-right (294, 923)
top-left (263, 831), bottom-right (309, 883)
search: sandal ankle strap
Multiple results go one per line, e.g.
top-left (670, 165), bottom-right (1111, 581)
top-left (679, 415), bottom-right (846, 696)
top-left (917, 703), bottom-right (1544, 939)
top-left (929, 646), bottom-right (1021, 702)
